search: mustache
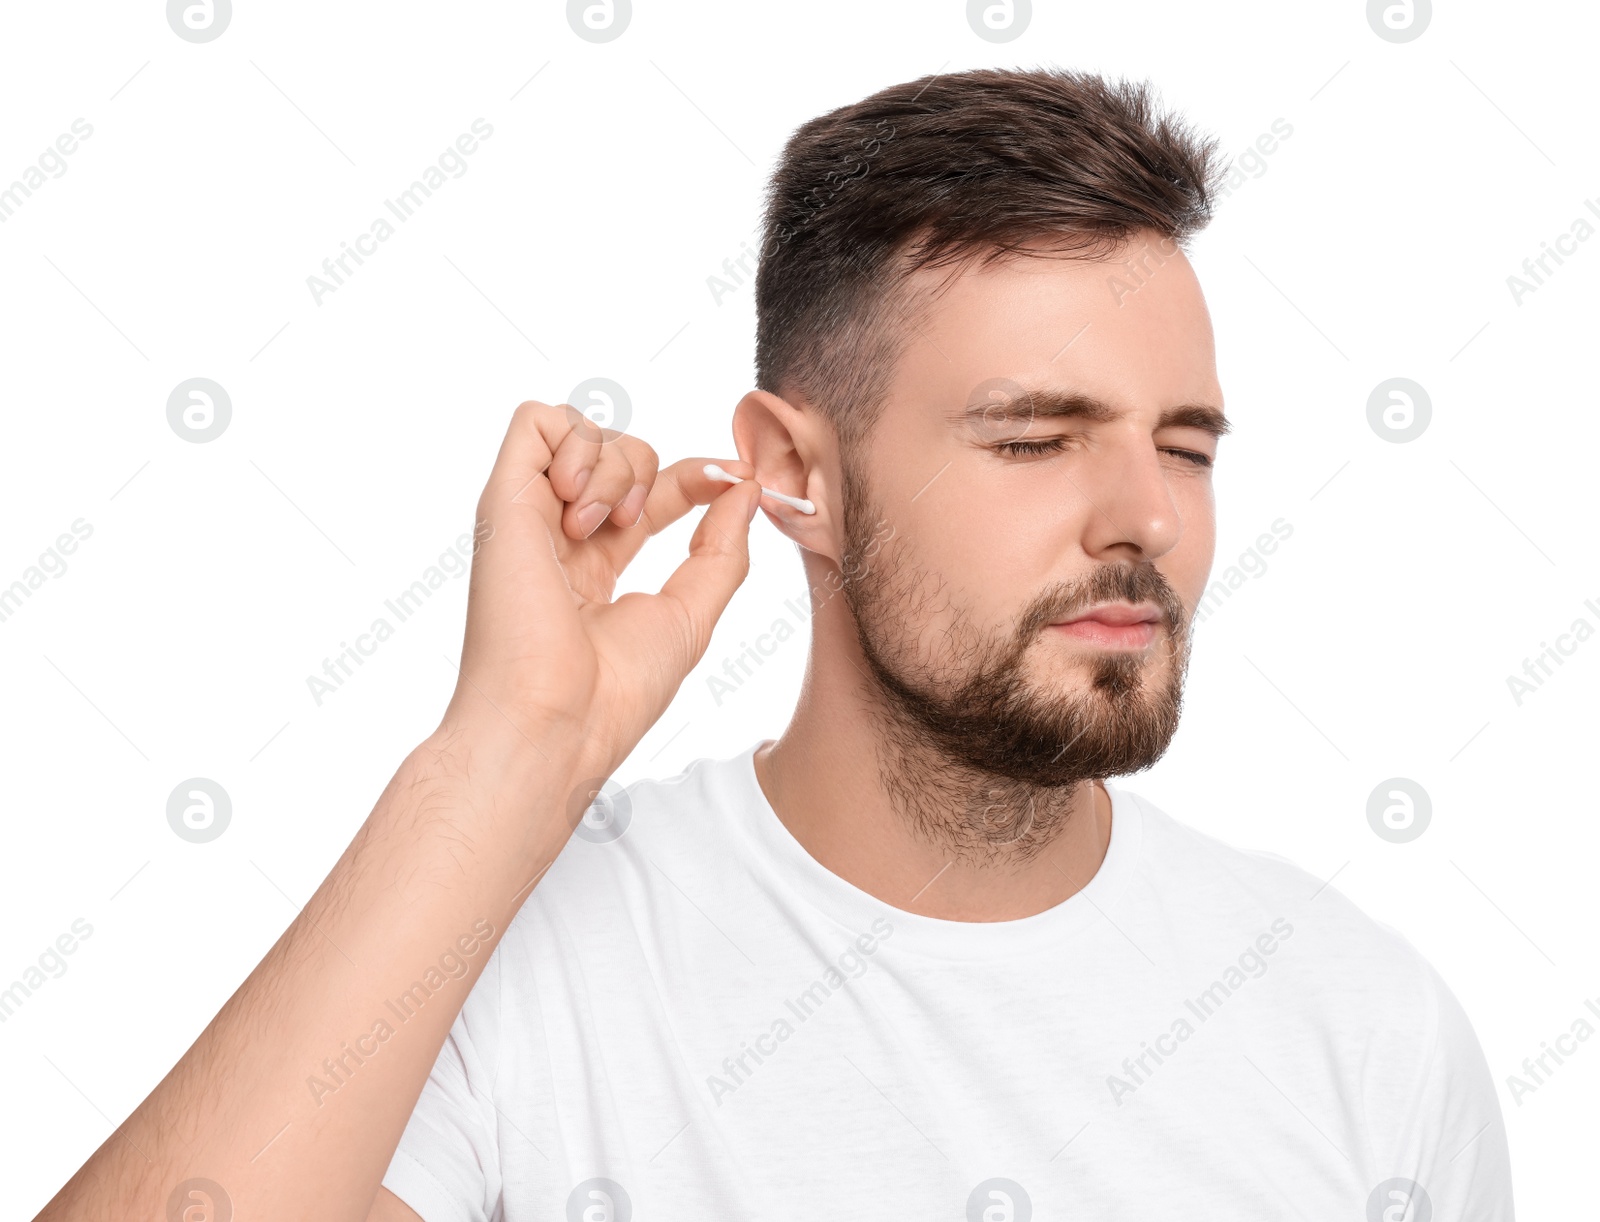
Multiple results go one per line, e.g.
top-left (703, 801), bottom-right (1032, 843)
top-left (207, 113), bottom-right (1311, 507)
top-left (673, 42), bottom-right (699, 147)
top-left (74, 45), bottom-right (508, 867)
top-left (1015, 565), bottom-right (1186, 641)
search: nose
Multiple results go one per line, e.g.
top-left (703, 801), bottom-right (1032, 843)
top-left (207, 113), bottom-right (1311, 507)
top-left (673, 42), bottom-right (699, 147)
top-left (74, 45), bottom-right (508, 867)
top-left (1069, 432), bottom-right (1184, 563)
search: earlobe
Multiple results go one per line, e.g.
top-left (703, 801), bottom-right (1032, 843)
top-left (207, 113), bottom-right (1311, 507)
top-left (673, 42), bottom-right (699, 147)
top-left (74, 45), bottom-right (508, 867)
top-left (758, 494), bottom-right (839, 564)
top-left (769, 469), bottom-right (842, 565)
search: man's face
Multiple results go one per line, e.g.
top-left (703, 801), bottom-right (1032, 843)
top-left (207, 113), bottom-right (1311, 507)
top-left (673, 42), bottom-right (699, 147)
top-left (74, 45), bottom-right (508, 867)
top-left (838, 229), bottom-right (1224, 790)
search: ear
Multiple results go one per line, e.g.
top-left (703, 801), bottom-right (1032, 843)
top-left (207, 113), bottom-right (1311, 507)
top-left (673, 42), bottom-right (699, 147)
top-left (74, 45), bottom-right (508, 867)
top-left (731, 389), bottom-right (841, 563)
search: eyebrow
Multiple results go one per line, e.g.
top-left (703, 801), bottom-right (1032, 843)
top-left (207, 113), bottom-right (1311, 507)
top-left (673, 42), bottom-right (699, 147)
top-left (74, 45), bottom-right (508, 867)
top-left (957, 388), bottom-right (1232, 439)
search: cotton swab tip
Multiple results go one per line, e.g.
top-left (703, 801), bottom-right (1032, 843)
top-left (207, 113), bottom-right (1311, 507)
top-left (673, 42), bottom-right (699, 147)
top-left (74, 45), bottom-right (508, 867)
top-left (701, 463), bottom-right (815, 515)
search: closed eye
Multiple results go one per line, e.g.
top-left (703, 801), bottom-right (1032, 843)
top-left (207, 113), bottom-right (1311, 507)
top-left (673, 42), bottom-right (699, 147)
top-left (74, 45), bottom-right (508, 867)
top-left (994, 437), bottom-right (1214, 468)
top-left (994, 437), bottom-right (1071, 458)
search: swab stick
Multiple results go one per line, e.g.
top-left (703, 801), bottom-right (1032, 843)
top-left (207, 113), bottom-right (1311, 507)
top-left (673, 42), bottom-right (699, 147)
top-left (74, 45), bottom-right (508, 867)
top-left (702, 463), bottom-right (816, 515)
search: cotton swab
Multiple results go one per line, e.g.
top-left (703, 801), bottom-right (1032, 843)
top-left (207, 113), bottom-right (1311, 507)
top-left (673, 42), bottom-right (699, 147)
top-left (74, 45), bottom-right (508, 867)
top-left (702, 463), bottom-right (816, 514)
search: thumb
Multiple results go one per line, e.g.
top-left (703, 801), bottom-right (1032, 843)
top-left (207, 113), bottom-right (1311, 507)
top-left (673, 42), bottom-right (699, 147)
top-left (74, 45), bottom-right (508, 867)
top-left (653, 477), bottom-right (763, 674)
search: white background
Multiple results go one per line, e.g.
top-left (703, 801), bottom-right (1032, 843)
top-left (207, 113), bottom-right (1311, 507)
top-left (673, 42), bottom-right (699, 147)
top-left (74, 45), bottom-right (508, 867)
top-left (1, 1), bottom-right (1595, 1216)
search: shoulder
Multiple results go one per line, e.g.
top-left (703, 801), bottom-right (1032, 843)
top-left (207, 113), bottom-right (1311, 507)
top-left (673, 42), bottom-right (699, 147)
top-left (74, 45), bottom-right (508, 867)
top-left (1120, 786), bottom-right (1430, 962)
top-left (572, 743), bottom-right (748, 853)
top-left (502, 743), bottom-right (758, 928)
top-left (1124, 791), bottom-right (1512, 1209)
top-left (1113, 786), bottom-right (1448, 1042)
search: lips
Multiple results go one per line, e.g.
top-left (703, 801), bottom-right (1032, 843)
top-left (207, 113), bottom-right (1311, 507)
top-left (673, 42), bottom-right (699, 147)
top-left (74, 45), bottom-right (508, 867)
top-left (1046, 601), bottom-right (1163, 651)
top-left (1053, 602), bottom-right (1162, 627)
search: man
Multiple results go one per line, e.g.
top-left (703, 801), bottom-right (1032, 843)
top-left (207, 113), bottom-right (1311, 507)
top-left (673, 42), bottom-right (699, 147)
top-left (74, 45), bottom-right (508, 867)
top-left (39, 67), bottom-right (1512, 1221)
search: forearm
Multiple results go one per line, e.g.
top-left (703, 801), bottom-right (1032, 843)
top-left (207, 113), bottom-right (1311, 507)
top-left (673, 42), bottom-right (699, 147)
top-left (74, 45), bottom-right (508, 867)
top-left (33, 398), bottom-right (752, 1220)
top-left (36, 721), bottom-right (578, 1222)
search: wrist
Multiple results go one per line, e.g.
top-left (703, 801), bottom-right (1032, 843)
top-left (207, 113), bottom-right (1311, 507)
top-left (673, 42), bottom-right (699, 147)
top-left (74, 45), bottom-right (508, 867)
top-left (403, 716), bottom-right (587, 864)
top-left (424, 702), bottom-right (587, 780)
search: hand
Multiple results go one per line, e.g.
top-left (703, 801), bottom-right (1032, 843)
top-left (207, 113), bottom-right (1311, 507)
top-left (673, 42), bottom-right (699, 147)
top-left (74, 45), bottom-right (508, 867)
top-left (436, 400), bottom-right (765, 795)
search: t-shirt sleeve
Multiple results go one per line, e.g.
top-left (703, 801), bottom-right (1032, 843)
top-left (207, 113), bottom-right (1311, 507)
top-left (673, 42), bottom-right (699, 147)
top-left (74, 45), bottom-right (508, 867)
top-left (1390, 959), bottom-right (1515, 1221)
top-left (380, 949), bottom-right (504, 1222)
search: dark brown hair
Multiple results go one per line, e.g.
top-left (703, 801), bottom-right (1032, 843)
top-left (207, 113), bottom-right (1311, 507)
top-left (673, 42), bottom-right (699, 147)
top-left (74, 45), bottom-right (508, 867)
top-left (753, 67), bottom-right (1226, 448)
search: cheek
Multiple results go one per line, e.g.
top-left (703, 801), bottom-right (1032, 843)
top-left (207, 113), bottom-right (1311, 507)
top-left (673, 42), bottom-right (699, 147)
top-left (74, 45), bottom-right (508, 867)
top-left (1172, 485), bottom-right (1217, 606)
top-left (904, 493), bottom-right (1068, 616)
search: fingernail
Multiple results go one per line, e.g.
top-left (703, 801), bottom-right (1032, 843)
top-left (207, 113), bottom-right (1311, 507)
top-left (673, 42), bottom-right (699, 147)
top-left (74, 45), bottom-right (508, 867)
top-left (573, 467), bottom-right (591, 498)
top-left (619, 482), bottom-right (648, 524)
top-left (576, 501), bottom-right (610, 537)
top-left (747, 488), bottom-right (761, 523)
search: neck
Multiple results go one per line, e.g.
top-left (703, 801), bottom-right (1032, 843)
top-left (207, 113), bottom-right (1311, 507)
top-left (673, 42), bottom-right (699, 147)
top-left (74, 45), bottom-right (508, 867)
top-left (752, 581), bottom-right (1112, 922)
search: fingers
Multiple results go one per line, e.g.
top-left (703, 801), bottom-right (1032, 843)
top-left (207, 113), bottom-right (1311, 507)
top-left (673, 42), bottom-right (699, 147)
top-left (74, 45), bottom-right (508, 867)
top-left (543, 419), bottom-right (602, 505)
top-left (556, 430), bottom-right (657, 540)
top-left (608, 443), bottom-right (659, 529)
top-left (482, 401), bottom-right (664, 543)
top-left (583, 454), bottom-right (753, 576)
top-left (481, 400), bottom-right (559, 514)
top-left (654, 477), bottom-right (763, 672)
top-left (637, 456), bottom-right (754, 534)
top-left (473, 402), bottom-right (577, 612)
top-left (481, 402), bottom-right (763, 579)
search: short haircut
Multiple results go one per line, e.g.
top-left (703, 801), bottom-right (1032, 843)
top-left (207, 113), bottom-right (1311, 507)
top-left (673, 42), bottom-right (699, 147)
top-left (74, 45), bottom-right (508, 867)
top-left (753, 67), bottom-right (1226, 449)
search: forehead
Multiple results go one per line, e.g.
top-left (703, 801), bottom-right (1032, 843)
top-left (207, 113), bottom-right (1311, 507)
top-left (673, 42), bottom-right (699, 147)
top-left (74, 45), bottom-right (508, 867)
top-left (886, 233), bottom-right (1222, 420)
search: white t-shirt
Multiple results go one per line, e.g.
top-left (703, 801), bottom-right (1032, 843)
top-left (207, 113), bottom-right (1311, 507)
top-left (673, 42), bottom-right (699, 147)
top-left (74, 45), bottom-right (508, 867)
top-left (381, 739), bottom-right (1514, 1221)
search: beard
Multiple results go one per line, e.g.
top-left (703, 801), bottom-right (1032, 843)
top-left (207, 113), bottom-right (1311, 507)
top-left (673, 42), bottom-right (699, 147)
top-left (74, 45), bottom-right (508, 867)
top-left (837, 449), bottom-right (1192, 862)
